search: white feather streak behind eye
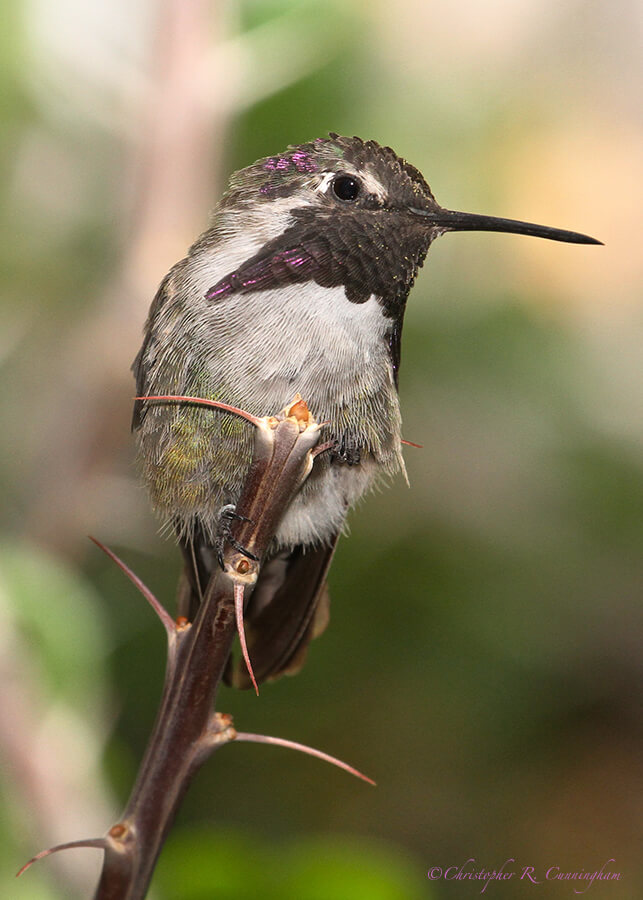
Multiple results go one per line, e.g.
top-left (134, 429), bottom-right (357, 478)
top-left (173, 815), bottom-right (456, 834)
top-left (316, 172), bottom-right (335, 193)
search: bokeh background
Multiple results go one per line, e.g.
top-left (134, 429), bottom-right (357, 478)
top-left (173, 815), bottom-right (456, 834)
top-left (2, 1), bottom-right (642, 898)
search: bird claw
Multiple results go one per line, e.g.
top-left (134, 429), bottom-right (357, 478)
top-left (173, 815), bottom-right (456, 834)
top-left (219, 504), bottom-right (254, 525)
top-left (216, 505), bottom-right (258, 568)
top-left (330, 438), bottom-right (362, 466)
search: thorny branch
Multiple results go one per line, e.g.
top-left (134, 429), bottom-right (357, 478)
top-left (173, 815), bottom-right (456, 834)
top-left (19, 396), bottom-right (373, 900)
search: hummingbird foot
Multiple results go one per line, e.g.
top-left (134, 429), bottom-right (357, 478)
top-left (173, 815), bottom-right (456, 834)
top-left (215, 504), bottom-right (259, 569)
top-left (330, 437), bottom-right (362, 466)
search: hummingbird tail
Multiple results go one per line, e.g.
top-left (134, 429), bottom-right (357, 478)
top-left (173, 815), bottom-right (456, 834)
top-left (225, 538), bottom-right (338, 689)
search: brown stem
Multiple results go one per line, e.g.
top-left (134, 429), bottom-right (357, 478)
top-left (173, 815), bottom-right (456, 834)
top-left (92, 399), bottom-right (321, 899)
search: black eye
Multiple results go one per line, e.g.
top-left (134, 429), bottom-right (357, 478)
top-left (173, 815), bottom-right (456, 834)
top-left (332, 174), bottom-right (361, 201)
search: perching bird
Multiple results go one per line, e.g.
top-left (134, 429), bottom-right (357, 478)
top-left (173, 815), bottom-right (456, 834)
top-left (132, 134), bottom-right (600, 688)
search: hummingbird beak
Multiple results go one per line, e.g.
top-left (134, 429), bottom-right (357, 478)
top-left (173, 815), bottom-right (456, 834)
top-left (409, 207), bottom-right (602, 245)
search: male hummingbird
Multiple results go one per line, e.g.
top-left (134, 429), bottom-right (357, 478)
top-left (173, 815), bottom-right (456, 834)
top-left (132, 134), bottom-right (600, 688)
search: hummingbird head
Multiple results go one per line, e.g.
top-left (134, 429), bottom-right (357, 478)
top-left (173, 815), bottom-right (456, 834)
top-left (200, 135), bottom-right (600, 379)
top-left (206, 134), bottom-right (600, 313)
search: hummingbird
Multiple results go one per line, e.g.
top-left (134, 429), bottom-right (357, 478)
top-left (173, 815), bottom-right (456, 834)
top-left (132, 134), bottom-right (600, 689)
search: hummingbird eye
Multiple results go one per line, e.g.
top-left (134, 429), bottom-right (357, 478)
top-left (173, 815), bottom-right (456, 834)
top-left (332, 174), bottom-right (361, 202)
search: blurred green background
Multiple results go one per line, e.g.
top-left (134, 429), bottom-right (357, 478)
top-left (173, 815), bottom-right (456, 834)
top-left (2, 1), bottom-right (641, 898)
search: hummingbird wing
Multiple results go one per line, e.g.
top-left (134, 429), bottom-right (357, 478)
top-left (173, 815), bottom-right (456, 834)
top-left (131, 273), bottom-right (174, 430)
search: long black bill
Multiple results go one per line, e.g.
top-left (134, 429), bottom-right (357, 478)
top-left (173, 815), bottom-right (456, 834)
top-left (410, 207), bottom-right (602, 245)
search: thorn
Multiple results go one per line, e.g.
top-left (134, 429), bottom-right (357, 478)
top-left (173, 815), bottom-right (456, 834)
top-left (136, 394), bottom-right (263, 427)
top-left (401, 439), bottom-right (423, 449)
top-left (234, 732), bottom-right (375, 785)
top-left (311, 440), bottom-right (336, 458)
top-left (17, 837), bottom-right (108, 877)
top-left (89, 537), bottom-right (176, 638)
top-left (234, 583), bottom-right (259, 695)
